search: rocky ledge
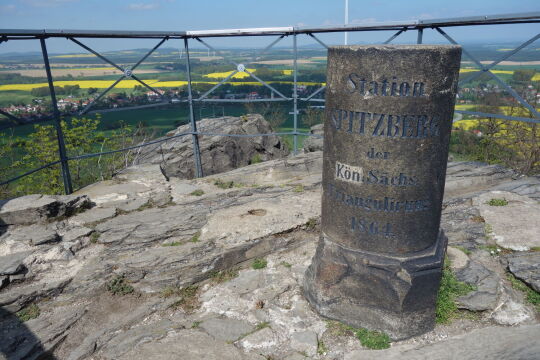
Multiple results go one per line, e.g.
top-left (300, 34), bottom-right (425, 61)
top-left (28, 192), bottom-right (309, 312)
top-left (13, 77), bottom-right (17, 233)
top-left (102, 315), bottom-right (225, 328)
top-left (1, 152), bottom-right (539, 360)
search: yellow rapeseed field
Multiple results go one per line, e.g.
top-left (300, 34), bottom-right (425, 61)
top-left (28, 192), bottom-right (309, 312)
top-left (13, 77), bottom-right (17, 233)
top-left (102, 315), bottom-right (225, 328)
top-left (459, 69), bottom-right (514, 74)
top-left (204, 69), bottom-right (256, 79)
top-left (0, 79), bottom-right (326, 91)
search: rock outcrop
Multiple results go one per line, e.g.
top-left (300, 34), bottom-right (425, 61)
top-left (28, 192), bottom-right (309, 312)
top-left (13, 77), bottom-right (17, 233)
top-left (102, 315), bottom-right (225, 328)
top-left (0, 153), bottom-right (539, 359)
top-left (136, 114), bottom-right (289, 179)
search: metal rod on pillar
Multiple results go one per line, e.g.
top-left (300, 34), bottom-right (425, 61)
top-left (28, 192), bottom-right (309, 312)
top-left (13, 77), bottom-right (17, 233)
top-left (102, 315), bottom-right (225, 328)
top-left (293, 33), bottom-right (298, 155)
top-left (417, 28), bottom-right (424, 44)
top-left (40, 37), bottom-right (73, 194)
top-left (184, 37), bottom-right (203, 178)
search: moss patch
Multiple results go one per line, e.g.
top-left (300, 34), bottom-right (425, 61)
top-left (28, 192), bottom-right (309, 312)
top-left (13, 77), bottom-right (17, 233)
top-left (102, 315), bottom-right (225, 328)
top-left (107, 275), bottom-right (134, 296)
top-left (487, 198), bottom-right (508, 206)
top-left (16, 304), bottom-right (40, 322)
top-left (252, 258), bottom-right (268, 270)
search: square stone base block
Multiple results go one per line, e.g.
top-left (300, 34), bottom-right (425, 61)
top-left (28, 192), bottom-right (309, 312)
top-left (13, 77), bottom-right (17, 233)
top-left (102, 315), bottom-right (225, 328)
top-left (303, 230), bottom-right (448, 340)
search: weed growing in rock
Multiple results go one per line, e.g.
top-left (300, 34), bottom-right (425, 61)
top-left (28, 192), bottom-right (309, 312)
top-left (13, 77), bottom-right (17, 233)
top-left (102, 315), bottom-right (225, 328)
top-left (107, 275), bottom-right (134, 296)
top-left (455, 246), bottom-right (472, 255)
top-left (507, 273), bottom-right (540, 313)
top-left (191, 321), bottom-right (201, 328)
top-left (487, 198), bottom-right (508, 206)
top-left (317, 340), bottom-right (328, 355)
top-left (252, 258), bottom-right (268, 270)
top-left (255, 300), bottom-right (265, 309)
top-left (306, 217), bottom-right (318, 230)
top-left (292, 185), bottom-right (304, 192)
top-left (279, 261), bottom-right (292, 268)
top-left (169, 285), bottom-right (200, 313)
top-left (190, 189), bottom-right (205, 196)
top-left (355, 327), bottom-right (390, 350)
top-left (250, 153), bottom-right (262, 164)
top-left (530, 247), bottom-right (540, 252)
top-left (136, 201), bottom-right (154, 211)
top-left (90, 232), bottom-right (100, 244)
top-left (436, 258), bottom-right (476, 324)
top-left (16, 304), bottom-right (40, 322)
top-left (210, 268), bottom-right (239, 283)
top-left (161, 286), bottom-right (177, 298)
top-left (190, 232), bottom-right (200, 243)
top-left (214, 179), bottom-right (235, 189)
top-left (255, 321), bottom-right (270, 330)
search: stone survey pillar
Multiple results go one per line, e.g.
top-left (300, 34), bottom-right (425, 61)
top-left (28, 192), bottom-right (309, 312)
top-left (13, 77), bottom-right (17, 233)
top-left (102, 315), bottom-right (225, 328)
top-left (304, 45), bottom-right (461, 340)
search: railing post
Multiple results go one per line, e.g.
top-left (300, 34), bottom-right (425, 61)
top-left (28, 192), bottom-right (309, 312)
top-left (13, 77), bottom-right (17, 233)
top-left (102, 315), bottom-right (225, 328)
top-left (40, 37), bottom-right (73, 194)
top-left (417, 27), bottom-right (424, 44)
top-left (184, 37), bottom-right (203, 178)
top-left (293, 33), bottom-right (298, 155)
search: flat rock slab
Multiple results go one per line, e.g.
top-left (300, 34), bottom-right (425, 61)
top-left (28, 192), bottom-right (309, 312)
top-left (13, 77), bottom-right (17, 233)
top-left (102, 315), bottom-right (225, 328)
top-left (508, 252), bottom-right (540, 292)
top-left (0, 250), bottom-right (32, 275)
top-left (344, 324), bottom-right (540, 360)
top-left (0, 194), bottom-right (90, 225)
top-left (70, 207), bottom-right (117, 226)
top-left (118, 330), bottom-right (265, 360)
top-left (199, 317), bottom-right (255, 342)
top-left (200, 192), bottom-right (319, 244)
top-left (473, 191), bottom-right (540, 251)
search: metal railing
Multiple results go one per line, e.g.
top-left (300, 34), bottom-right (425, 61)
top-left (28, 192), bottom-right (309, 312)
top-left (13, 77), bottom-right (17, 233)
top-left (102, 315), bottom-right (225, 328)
top-left (1, 12), bottom-right (539, 194)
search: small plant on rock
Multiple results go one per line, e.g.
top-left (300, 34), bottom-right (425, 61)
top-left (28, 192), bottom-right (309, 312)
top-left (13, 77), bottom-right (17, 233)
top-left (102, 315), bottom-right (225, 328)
top-left (214, 179), bottom-right (234, 189)
top-left (252, 258), bottom-right (268, 270)
top-left (487, 198), bottom-right (508, 206)
top-left (190, 189), bottom-right (205, 196)
top-left (250, 153), bottom-right (263, 164)
top-left (507, 273), bottom-right (540, 313)
top-left (210, 268), bottom-right (239, 283)
top-left (107, 275), bottom-right (134, 296)
top-left (16, 304), bottom-right (40, 322)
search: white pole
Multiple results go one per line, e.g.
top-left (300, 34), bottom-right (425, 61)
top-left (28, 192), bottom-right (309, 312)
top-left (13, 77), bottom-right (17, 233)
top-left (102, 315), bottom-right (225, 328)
top-left (344, 0), bottom-right (349, 45)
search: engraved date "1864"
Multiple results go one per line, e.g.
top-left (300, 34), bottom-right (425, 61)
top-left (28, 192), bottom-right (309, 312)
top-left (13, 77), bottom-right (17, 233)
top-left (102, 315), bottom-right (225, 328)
top-left (351, 216), bottom-right (394, 238)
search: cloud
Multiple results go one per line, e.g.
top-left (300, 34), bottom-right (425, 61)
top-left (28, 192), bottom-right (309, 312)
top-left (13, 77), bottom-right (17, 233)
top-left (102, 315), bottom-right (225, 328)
top-left (350, 17), bottom-right (378, 24)
top-left (128, 2), bottom-right (159, 10)
top-left (0, 4), bottom-right (16, 12)
top-left (21, 0), bottom-right (77, 7)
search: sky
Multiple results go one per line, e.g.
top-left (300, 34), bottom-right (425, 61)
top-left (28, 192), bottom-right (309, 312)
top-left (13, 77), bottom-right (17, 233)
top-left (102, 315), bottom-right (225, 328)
top-left (0, 0), bottom-right (539, 53)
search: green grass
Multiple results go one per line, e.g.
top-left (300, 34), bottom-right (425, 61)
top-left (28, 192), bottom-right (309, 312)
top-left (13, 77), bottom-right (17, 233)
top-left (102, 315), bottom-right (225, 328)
top-left (436, 258), bottom-right (477, 324)
top-left (190, 189), bottom-right (205, 196)
top-left (279, 261), bottom-right (292, 268)
top-left (106, 275), bottom-right (134, 295)
top-left (214, 179), bottom-right (235, 189)
top-left (16, 304), bottom-right (40, 322)
top-left (250, 153), bottom-right (262, 164)
top-left (455, 246), bottom-right (472, 255)
top-left (255, 321), bottom-right (270, 330)
top-left (507, 273), bottom-right (540, 313)
top-left (210, 268), bottom-right (239, 283)
top-left (305, 217), bottom-right (317, 230)
top-left (90, 232), bottom-right (100, 244)
top-left (325, 321), bottom-right (390, 350)
top-left (317, 340), bottom-right (328, 355)
top-left (292, 185), bottom-right (304, 192)
top-left (355, 327), bottom-right (391, 350)
top-left (190, 232), bottom-right (200, 243)
top-left (252, 258), bottom-right (268, 270)
top-left (487, 198), bottom-right (508, 206)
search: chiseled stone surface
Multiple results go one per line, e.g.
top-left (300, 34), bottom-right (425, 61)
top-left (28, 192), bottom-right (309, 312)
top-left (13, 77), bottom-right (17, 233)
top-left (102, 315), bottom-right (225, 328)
top-left (304, 45), bottom-right (462, 340)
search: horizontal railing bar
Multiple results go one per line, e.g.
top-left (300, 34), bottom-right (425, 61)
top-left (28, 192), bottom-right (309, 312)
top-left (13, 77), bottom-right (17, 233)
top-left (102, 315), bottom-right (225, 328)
top-left (0, 160), bottom-right (61, 186)
top-left (1, 12), bottom-right (539, 38)
top-left (68, 131), bottom-right (193, 160)
top-left (195, 98), bottom-right (292, 103)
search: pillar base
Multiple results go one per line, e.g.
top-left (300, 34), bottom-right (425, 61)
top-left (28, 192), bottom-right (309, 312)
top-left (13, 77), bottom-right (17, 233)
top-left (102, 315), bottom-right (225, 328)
top-left (303, 230), bottom-right (448, 340)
